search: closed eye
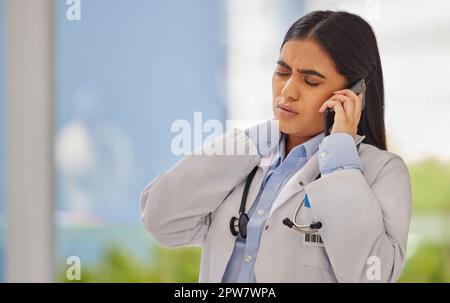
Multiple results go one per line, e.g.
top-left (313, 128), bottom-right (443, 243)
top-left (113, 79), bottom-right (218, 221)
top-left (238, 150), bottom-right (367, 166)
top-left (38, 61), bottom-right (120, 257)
top-left (305, 78), bottom-right (320, 86)
top-left (275, 69), bottom-right (321, 87)
top-left (275, 72), bottom-right (290, 77)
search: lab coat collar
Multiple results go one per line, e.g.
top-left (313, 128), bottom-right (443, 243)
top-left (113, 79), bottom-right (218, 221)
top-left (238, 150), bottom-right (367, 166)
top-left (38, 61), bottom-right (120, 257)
top-left (257, 118), bottom-right (366, 154)
top-left (354, 134), bottom-right (366, 146)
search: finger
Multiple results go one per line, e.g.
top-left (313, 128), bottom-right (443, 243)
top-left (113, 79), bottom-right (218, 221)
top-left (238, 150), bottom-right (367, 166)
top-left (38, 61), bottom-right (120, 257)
top-left (319, 99), bottom-right (342, 112)
top-left (334, 89), bottom-right (363, 120)
top-left (319, 99), bottom-right (332, 112)
top-left (333, 88), bottom-right (358, 100)
top-left (319, 100), bottom-right (345, 118)
top-left (319, 98), bottom-right (342, 112)
top-left (335, 91), bottom-right (363, 122)
top-left (328, 94), bottom-right (354, 119)
top-left (330, 100), bottom-right (345, 120)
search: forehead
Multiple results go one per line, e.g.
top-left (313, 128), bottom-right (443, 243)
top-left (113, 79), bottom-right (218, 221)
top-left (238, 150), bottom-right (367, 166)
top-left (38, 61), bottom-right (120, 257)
top-left (280, 38), bottom-right (337, 75)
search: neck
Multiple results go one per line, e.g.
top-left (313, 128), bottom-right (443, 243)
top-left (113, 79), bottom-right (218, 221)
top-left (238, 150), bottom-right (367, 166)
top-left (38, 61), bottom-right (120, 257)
top-left (285, 134), bottom-right (314, 156)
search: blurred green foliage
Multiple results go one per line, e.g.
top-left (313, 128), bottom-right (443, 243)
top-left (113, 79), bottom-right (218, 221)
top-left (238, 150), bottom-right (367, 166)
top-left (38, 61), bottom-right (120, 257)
top-left (409, 159), bottom-right (450, 212)
top-left (59, 245), bottom-right (202, 282)
top-left (398, 159), bottom-right (450, 282)
top-left (60, 158), bottom-right (450, 283)
top-left (399, 244), bottom-right (450, 282)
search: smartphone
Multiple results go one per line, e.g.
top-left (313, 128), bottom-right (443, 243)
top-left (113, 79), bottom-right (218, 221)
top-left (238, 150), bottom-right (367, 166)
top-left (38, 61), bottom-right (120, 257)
top-left (324, 78), bottom-right (366, 137)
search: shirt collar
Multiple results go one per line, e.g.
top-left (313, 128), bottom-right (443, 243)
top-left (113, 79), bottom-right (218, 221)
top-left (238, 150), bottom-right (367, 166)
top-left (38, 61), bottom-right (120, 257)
top-left (277, 131), bottom-right (324, 163)
top-left (261, 119), bottom-right (366, 166)
top-left (266, 131), bottom-right (323, 171)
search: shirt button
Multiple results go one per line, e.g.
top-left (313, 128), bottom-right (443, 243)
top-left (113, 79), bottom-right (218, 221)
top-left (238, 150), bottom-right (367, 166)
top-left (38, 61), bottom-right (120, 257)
top-left (257, 209), bottom-right (265, 216)
top-left (265, 225), bottom-right (269, 230)
top-left (245, 255), bottom-right (253, 263)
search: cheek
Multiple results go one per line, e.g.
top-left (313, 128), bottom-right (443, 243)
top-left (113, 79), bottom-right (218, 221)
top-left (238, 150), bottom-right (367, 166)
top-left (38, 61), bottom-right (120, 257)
top-left (311, 97), bottom-right (326, 112)
top-left (302, 92), bottom-right (325, 113)
top-left (300, 95), bottom-right (325, 125)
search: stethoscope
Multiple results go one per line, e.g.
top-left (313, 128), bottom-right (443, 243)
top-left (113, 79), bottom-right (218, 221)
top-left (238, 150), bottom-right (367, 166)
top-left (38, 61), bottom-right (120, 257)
top-left (229, 141), bottom-right (362, 239)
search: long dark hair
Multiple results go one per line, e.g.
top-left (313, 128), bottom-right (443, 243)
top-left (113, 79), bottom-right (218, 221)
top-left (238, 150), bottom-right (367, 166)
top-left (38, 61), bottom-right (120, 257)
top-left (281, 10), bottom-right (386, 150)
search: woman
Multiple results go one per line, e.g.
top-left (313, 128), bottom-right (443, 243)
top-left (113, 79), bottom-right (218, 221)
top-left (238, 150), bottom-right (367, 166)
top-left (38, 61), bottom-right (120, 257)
top-left (140, 10), bottom-right (412, 283)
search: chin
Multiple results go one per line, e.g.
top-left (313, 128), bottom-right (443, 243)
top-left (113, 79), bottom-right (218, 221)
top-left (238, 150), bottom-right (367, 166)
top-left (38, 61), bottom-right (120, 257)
top-left (276, 117), bottom-right (320, 138)
top-left (277, 118), bottom-right (303, 135)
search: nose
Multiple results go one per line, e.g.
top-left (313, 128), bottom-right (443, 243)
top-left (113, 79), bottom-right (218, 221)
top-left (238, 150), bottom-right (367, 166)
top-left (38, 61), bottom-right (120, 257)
top-left (280, 76), bottom-right (299, 102)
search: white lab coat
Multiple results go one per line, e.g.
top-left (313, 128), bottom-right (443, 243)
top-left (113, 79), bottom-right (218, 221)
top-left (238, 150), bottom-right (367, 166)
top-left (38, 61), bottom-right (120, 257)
top-left (140, 123), bottom-right (412, 282)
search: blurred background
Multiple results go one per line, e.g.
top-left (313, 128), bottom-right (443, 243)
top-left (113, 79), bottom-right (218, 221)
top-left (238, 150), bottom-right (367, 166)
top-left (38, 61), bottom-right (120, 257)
top-left (0, 0), bottom-right (449, 282)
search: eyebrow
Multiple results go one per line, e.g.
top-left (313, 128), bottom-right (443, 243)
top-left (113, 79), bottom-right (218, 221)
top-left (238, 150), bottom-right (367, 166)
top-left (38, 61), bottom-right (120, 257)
top-left (276, 59), bottom-right (326, 79)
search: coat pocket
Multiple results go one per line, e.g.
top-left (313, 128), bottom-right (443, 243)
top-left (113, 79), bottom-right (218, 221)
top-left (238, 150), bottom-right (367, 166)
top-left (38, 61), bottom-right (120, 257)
top-left (300, 243), bottom-right (331, 270)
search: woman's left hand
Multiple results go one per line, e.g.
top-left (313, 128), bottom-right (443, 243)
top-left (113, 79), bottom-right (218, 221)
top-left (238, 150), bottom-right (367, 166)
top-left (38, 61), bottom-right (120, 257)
top-left (318, 89), bottom-right (364, 139)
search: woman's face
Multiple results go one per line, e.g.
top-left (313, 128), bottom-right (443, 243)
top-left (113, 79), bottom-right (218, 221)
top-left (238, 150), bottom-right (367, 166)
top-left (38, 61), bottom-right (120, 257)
top-left (272, 38), bottom-right (347, 137)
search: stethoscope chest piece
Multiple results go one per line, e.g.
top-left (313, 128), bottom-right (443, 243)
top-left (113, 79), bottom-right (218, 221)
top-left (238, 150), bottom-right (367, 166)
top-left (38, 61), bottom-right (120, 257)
top-left (282, 193), bottom-right (323, 234)
top-left (230, 213), bottom-right (249, 239)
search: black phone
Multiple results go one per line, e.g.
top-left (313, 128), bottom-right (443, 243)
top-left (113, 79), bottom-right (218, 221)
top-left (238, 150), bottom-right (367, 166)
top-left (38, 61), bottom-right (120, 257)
top-left (324, 78), bottom-right (366, 137)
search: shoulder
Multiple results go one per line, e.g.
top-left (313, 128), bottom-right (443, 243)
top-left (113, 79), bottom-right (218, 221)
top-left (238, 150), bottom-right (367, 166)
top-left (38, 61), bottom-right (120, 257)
top-left (358, 143), bottom-right (410, 184)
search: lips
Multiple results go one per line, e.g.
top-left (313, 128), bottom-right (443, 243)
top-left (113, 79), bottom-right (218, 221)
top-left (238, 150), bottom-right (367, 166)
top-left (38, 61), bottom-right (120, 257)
top-left (277, 103), bottom-right (298, 114)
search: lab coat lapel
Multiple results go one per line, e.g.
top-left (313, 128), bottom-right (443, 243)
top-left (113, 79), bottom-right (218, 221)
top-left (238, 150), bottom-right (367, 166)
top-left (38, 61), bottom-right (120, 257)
top-left (267, 151), bottom-right (320, 220)
top-left (244, 150), bottom-right (276, 213)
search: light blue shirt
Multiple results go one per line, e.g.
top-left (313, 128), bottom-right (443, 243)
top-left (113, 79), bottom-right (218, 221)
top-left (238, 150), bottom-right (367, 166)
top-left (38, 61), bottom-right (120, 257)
top-left (221, 125), bottom-right (363, 283)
